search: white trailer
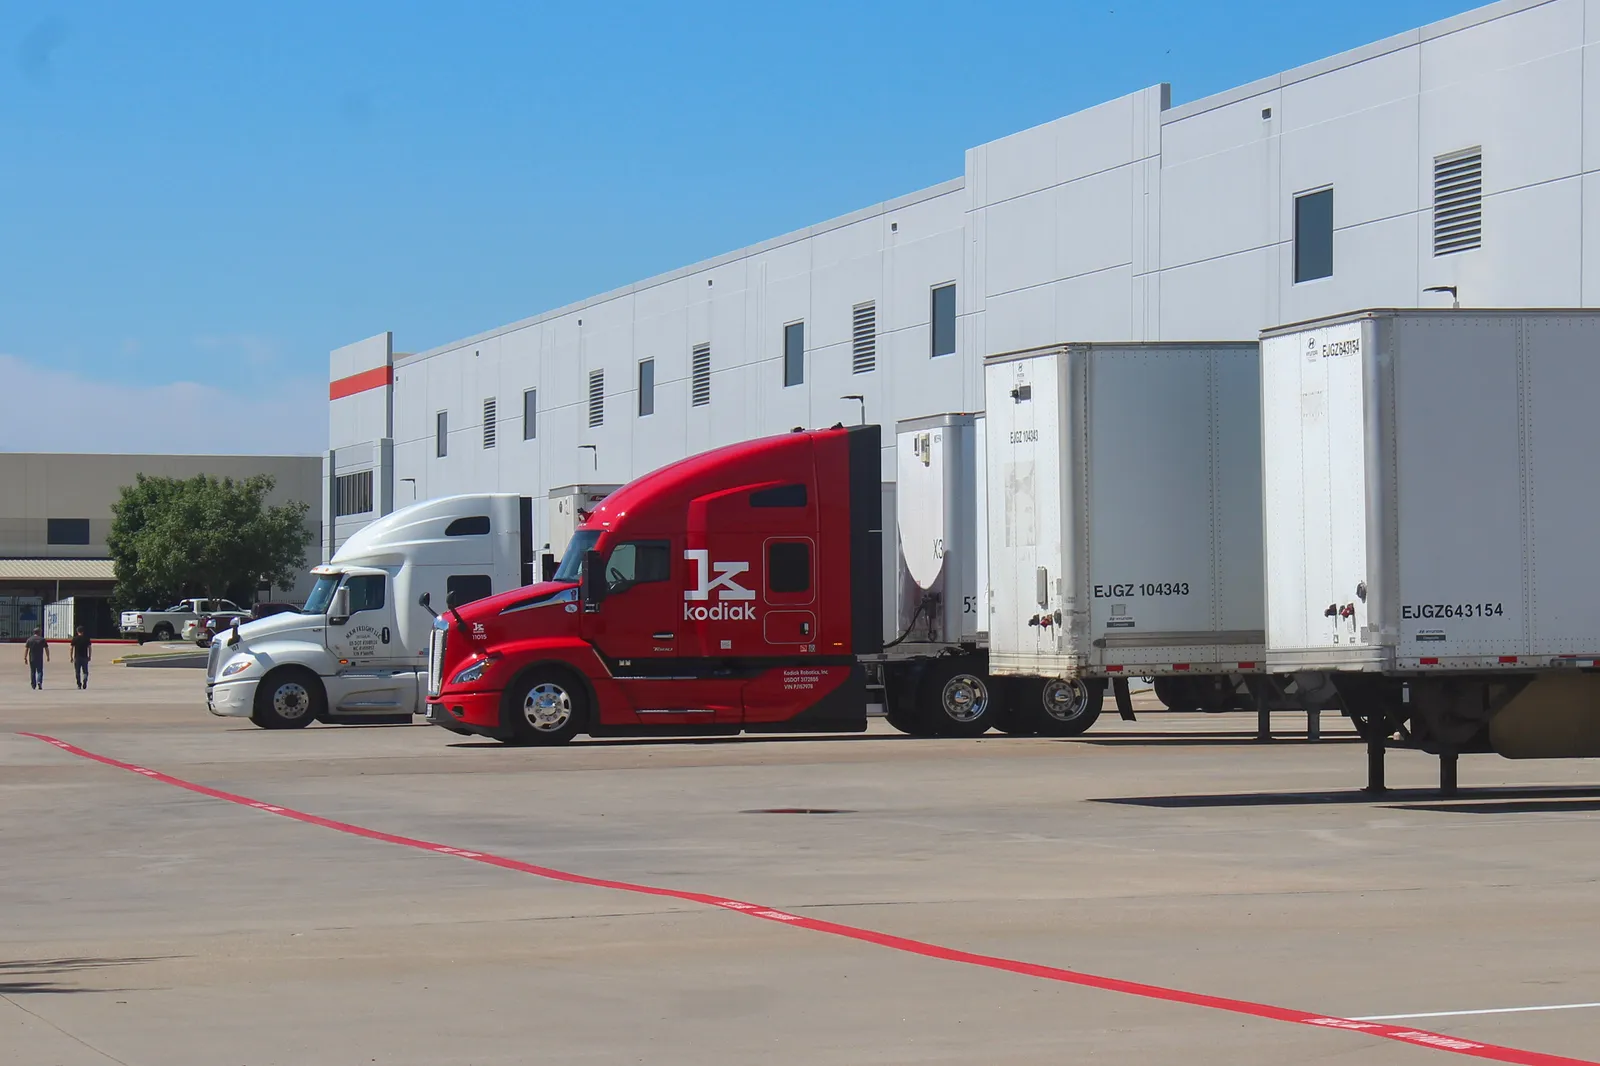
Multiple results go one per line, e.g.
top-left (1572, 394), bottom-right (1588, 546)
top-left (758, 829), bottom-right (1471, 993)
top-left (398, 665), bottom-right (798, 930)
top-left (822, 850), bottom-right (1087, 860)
top-left (982, 342), bottom-right (1267, 733)
top-left (543, 484), bottom-right (620, 579)
top-left (206, 493), bottom-right (536, 729)
top-left (1261, 308), bottom-right (1600, 791)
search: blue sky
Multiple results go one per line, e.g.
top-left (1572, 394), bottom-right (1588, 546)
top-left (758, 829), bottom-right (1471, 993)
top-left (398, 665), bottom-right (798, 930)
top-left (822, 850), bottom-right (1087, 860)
top-left (2, 0), bottom-right (1469, 453)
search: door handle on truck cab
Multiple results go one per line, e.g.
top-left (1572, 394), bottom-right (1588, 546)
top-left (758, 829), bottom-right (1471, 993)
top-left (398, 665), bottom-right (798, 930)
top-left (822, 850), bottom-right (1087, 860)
top-left (652, 632), bottom-right (675, 640)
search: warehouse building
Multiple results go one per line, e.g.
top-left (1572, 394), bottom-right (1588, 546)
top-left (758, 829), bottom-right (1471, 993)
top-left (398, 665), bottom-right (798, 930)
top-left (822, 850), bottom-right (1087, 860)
top-left (0, 453), bottom-right (323, 636)
top-left (328, 0), bottom-right (1587, 555)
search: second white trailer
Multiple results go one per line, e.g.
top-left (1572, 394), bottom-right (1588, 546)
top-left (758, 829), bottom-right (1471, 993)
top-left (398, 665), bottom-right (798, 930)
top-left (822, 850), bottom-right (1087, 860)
top-left (983, 342), bottom-right (1266, 728)
top-left (1261, 308), bottom-right (1600, 789)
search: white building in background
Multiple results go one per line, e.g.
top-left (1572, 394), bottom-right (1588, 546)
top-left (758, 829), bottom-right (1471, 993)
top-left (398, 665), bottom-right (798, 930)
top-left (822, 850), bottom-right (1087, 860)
top-left (327, 0), bottom-right (1593, 555)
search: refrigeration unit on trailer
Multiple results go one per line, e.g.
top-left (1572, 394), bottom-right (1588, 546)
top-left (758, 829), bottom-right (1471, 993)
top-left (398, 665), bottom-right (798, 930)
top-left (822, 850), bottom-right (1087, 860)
top-left (1261, 308), bottom-right (1600, 791)
top-left (543, 484), bottom-right (620, 578)
top-left (872, 413), bottom-right (1003, 736)
top-left (983, 342), bottom-right (1271, 734)
top-left (206, 493), bottom-right (536, 729)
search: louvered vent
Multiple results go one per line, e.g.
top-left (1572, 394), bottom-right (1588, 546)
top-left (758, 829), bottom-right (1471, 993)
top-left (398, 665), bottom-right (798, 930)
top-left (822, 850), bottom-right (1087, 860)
top-left (852, 302), bottom-right (876, 374)
top-left (482, 398), bottom-right (497, 449)
top-left (1433, 149), bottom-right (1482, 256)
top-left (691, 343), bottom-right (711, 407)
top-left (588, 370), bottom-right (604, 427)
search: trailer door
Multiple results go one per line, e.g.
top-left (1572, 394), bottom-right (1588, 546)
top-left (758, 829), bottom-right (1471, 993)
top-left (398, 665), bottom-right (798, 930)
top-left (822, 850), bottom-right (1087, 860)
top-left (984, 352), bottom-right (1065, 669)
top-left (1262, 322), bottom-right (1369, 651)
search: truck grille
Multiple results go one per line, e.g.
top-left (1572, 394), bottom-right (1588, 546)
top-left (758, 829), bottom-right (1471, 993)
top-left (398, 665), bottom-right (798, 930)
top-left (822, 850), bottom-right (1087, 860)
top-left (427, 625), bottom-right (447, 697)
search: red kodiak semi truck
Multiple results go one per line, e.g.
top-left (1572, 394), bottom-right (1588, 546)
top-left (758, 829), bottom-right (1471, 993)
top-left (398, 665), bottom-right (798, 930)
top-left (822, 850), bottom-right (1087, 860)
top-left (423, 424), bottom-right (890, 743)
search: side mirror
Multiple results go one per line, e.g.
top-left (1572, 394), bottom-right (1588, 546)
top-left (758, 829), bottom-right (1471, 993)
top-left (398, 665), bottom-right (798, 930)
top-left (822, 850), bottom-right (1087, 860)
top-left (329, 586), bottom-right (351, 624)
top-left (418, 592), bottom-right (437, 618)
top-left (445, 590), bottom-right (459, 611)
top-left (581, 549), bottom-right (607, 608)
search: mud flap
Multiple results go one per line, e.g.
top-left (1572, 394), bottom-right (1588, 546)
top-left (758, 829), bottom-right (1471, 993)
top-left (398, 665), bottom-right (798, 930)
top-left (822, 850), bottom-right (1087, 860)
top-left (1112, 676), bottom-right (1136, 721)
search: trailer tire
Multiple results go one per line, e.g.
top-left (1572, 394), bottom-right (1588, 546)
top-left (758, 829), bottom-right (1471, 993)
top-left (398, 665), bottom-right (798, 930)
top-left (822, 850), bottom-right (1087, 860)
top-left (1014, 677), bottom-right (1103, 736)
top-left (1155, 675), bottom-right (1236, 713)
top-left (919, 659), bottom-right (997, 737)
top-left (992, 702), bottom-right (1038, 736)
top-left (250, 667), bottom-right (324, 730)
top-left (503, 668), bottom-right (587, 746)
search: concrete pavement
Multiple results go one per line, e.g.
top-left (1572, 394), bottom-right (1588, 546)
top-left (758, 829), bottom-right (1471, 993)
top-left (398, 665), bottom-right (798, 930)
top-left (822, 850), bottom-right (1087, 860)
top-left (3, 667), bottom-right (1600, 1064)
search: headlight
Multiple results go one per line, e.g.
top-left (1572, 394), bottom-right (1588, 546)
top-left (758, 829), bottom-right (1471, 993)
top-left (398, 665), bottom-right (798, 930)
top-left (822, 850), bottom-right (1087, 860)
top-left (220, 657), bottom-right (256, 678)
top-left (452, 658), bottom-right (491, 685)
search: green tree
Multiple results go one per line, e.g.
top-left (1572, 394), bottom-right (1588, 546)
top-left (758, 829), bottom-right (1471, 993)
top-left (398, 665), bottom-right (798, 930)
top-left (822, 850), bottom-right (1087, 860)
top-left (107, 474), bottom-right (312, 609)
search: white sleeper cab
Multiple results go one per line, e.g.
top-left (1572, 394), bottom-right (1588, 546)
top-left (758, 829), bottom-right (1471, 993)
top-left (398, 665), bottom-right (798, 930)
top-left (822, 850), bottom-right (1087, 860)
top-left (206, 493), bottom-right (536, 729)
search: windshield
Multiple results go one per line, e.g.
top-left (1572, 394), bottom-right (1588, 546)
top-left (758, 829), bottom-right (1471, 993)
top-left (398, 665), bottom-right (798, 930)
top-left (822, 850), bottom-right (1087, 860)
top-left (553, 531), bottom-right (602, 582)
top-left (302, 575), bottom-right (341, 615)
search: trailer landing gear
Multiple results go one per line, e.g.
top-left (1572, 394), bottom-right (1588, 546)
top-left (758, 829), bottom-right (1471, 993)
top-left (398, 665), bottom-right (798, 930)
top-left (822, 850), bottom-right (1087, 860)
top-left (1362, 740), bottom-right (1461, 796)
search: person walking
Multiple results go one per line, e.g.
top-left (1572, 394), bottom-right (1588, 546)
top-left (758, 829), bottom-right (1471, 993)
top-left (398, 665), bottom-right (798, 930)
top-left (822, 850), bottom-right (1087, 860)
top-left (70, 625), bottom-right (91, 689)
top-left (24, 627), bottom-right (49, 690)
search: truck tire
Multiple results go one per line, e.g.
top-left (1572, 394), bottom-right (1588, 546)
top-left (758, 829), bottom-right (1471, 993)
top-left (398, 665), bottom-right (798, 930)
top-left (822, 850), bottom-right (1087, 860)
top-left (1013, 677), bottom-right (1103, 736)
top-left (884, 705), bottom-right (931, 736)
top-left (503, 670), bottom-right (587, 746)
top-left (152, 623), bottom-right (176, 642)
top-left (919, 659), bottom-right (997, 737)
top-left (251, 667), bottom-right (324, 730)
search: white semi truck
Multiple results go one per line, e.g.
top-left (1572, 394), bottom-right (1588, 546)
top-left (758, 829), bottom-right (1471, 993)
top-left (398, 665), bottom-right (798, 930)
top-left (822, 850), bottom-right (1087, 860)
top-left (1260, 308), bottom-right (1600, 791)
top-left (207, 494), bottom-right (539, 728)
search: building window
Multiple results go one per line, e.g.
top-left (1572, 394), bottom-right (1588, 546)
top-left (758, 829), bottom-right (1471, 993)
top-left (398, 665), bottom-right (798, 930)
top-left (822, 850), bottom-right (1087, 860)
top-left (851, 302), bottom-right (876, 374)
top-left (1294, 188), bottom-right (1334, 283)
top-left (783, 321), bottom-right (804, 387)
top-left (435, 411), bottom-right (448, 457)
top-left (691, 343), bottom-right (711, 407)
top-left (588, 370), bottom-right (604, 427)
top-left (46, 518), bottom-right (90, 545)
top-left (523, 388), bottom-right (537, 440)
top-left (482, 397), bottom-right (497, 449)
top-left (1434, 149), bottom-right (1483, 256)
top-left (334, 471), bottom-right (373, 517)
top-left (931, 283), bottom-right (956, 357)
top-left (638, 359), bottom-right (655, 417)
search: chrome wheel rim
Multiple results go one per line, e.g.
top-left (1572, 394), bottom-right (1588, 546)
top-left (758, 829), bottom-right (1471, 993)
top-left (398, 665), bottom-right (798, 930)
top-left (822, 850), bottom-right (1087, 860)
top-left (1041, 679), bottom-right (1089, 722)
top-left (272, 681), bottom-right (311, 720)
top-left (523, 682), bottom-right (573, 732)
top-left (940, 674), bottom-right (990, 723)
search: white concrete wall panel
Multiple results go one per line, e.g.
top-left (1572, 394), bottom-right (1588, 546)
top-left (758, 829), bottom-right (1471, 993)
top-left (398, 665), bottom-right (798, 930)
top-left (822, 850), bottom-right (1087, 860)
top-left (337, 0), bottom-right (1600, 556)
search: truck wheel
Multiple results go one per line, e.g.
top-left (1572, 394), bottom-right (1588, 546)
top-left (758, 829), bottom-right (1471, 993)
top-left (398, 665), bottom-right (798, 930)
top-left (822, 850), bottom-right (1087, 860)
top-left (251, 667), bottom-right (323, 730)
top-left (504, 670), bottom-right (586, 745)
top-left (1015, 677), bottom-right (1103, 736)
top-left (919, 659), bottom-right (997, 737)
top-left (152, 623), bottom-right (176, 642)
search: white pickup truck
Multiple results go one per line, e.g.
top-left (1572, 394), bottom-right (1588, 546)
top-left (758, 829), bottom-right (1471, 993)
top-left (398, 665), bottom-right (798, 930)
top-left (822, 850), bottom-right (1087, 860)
top-left (121, 599), bottom-right (245, 643)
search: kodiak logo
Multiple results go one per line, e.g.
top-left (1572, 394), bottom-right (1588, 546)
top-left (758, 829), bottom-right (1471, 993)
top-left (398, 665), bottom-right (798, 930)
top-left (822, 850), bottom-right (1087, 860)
top-left (683, 549), bottom-right (757, 621)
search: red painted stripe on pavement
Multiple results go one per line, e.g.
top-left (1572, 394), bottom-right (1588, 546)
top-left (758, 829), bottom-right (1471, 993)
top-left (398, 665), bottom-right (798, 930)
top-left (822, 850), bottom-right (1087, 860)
top-left (329, 365), bottom-right (393, 400)
top-left (21, 731), bottom-right (1594, 1066)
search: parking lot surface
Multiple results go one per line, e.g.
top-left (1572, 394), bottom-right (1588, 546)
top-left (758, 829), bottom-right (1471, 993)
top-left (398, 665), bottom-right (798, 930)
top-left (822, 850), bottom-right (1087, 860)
top-left (4, 667), bottom-right (1600, 1065)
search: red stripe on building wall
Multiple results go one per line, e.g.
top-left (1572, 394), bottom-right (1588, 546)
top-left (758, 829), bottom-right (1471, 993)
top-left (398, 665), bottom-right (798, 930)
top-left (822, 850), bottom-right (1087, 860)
top-left (329, 365), bottom-right (393, 400)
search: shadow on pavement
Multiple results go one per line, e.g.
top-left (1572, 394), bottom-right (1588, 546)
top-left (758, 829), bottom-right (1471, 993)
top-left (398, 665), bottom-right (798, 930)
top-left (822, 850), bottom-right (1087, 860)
top-left (1095, 785), bottom-right (1600, 808)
